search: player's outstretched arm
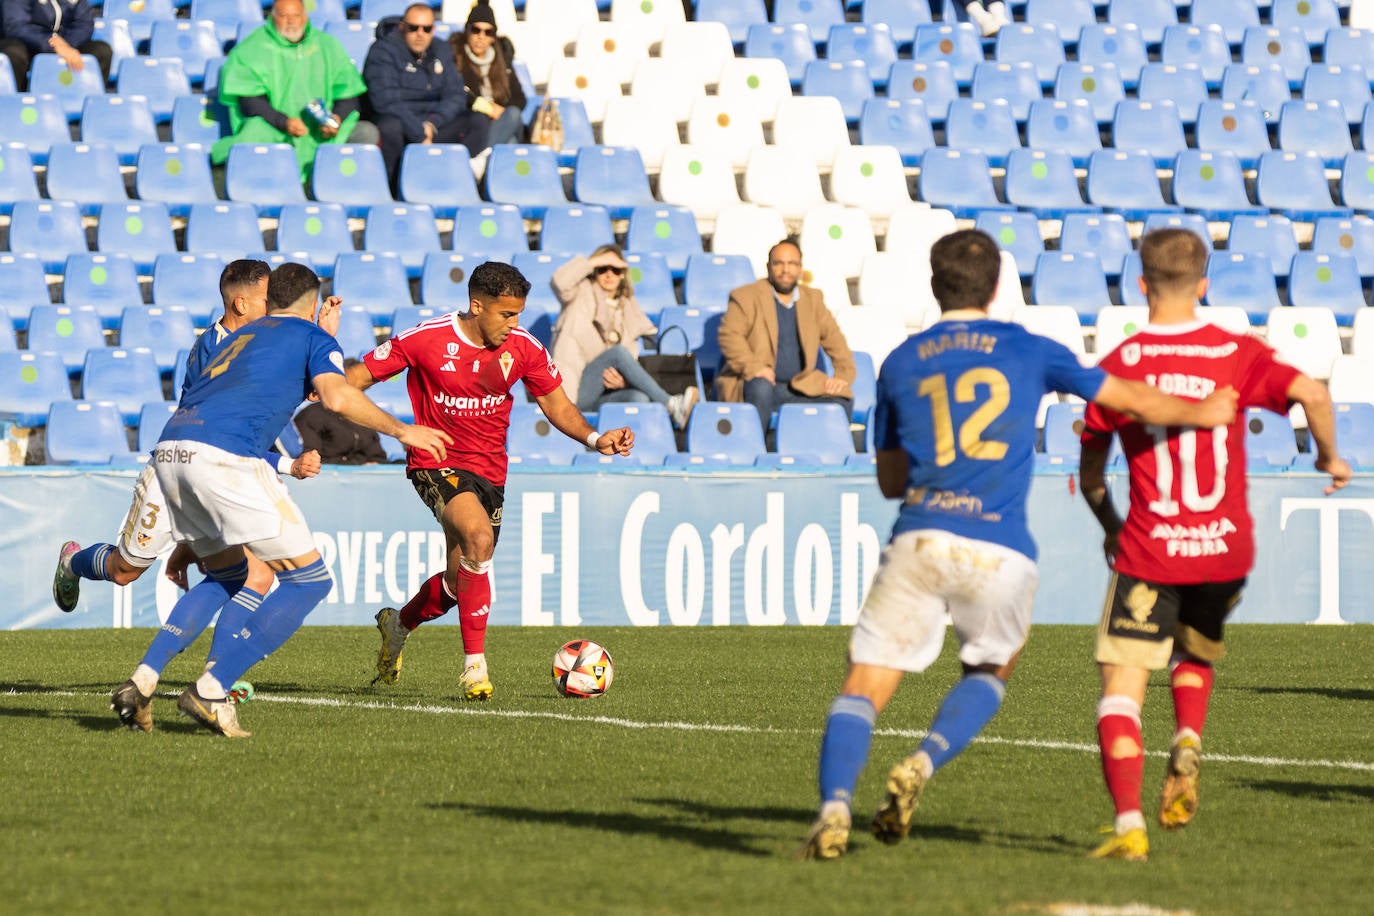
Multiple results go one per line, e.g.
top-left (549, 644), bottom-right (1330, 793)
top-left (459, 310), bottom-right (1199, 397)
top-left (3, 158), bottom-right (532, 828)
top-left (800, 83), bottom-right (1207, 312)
top-left (1094, 377), bottom-right (1238, 428)
top-left (534, 385), bottom-right (636, 456)
top-left (1287, 374), bottom-right (1352, 494)
top-left (314, 372), bottom-right (452, 461)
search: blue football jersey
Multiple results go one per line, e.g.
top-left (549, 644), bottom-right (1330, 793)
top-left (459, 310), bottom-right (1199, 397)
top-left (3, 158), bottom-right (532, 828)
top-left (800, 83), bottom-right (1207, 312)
top-left (180, 320), bottom-right (234, 398)
top-left (874, 316), bottom-right (1107, 560)
top-left (161, 314), bottom-right (344, 458)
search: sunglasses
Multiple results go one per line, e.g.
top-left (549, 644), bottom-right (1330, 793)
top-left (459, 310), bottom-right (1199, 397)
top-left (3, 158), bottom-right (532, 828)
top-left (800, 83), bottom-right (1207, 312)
top-left (468, 24), bottom-right (495, 36)
top-left (595, 266), bottom-right (625, 276)
top-left (402, 21), bottom-right (434, 33)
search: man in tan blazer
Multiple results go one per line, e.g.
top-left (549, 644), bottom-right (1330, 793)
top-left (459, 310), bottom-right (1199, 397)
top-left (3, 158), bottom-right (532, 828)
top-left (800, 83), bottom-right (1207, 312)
top-left (716, 239), bottom-right (856, 433)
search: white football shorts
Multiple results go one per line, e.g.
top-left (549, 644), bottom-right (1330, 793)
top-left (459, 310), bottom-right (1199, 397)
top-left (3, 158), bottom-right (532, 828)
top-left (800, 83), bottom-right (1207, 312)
top-left (850, 529), bottom-right (1040, 672)
top-left (115, 463), bottom-right (174, 568)
top-left (152, 440), bottom-right (315, 562)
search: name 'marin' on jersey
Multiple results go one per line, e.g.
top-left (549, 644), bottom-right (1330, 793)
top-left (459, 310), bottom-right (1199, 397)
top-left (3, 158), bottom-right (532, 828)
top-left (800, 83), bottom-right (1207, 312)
top-left (363, 315), bottom-right (563, 485)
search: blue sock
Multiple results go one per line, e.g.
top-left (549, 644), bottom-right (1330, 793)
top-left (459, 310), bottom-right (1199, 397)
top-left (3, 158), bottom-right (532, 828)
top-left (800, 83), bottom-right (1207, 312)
top-left (69, 544), bottom-right (115, 581)
top-left (818, 694), bottom-right (878, 806)
top-left (206, 560), bottom-right (333, 687)
top-left (139, 560), bottom-right (248, 674)
top-left (918, 672), bottom-right (1007, 773)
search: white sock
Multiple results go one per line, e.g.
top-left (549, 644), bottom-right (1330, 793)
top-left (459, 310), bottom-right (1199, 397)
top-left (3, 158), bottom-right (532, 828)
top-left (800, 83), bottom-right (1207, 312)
top-left (464, 653), bottom-right (486, 669)
top-left (1115, 810), bottom-right (1146, 834)
top-left (196, 671), bottom-right (228, 700)
top-left (989, 0), bottom-right (1010, 23)
top-left (131, 665), bottom-right (158, 697)
top-left (819, 800), bottom-right (851, 824)
top-left (912, 750), bottom-right (935, 781)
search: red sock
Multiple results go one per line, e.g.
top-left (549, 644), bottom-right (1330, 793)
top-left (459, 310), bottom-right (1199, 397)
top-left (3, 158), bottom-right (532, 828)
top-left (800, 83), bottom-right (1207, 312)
top-left (399, 572), bottom-right (457, 630)
top-left (1170, 659), bottom-right (1215, 738)
top-left (1097, 696), bottom-right (1144, 817)
top-left (455, 561), bottom-right (492, 655)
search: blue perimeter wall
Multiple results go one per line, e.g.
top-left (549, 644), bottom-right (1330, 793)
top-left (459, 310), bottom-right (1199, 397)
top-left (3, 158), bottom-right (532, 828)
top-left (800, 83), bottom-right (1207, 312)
top-left (4, 466), bottom-right (1372, 630)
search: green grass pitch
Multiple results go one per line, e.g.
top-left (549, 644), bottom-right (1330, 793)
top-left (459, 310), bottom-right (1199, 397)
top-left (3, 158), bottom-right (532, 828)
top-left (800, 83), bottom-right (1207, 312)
top-left (2, 625), bottom-right (1371, 915)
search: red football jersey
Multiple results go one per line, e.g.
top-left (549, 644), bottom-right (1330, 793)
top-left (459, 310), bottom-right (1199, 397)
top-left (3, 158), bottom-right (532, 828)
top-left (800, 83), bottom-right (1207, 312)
top-left (363, 316), bottom-right (563, 484)
top-left (1083, 321), bottom-right (1299, 584)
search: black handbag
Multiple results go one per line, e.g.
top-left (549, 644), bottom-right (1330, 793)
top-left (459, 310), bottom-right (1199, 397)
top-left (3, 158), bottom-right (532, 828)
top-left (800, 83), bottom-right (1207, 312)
top-left (637, 325), bottom-right (698, 397)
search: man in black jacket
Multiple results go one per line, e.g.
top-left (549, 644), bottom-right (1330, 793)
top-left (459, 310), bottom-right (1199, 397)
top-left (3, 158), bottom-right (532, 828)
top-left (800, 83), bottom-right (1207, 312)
top-left (363, 3), bottom-right (486, 194)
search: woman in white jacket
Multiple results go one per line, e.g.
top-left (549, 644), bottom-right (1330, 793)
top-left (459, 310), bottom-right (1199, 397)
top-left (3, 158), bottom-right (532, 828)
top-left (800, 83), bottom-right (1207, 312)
top-left (550, 244), bottom-right (698, 429)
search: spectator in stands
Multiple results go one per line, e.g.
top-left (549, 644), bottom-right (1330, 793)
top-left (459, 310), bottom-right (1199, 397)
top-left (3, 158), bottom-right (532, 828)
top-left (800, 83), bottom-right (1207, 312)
top-left (363, 4), bottom-right (485, 195)
top-left (716, 238), bottom-right (856, 433)
top-left (954, 1), bottom-right (1012, 37)
top-left (211, 0), bottom-right (379, 183)
top-left (0, 0), bottom-right (111, 92)
top-left (295, 360), bottom-right (391, 464)
top-left (551, 245), bottom-right (699, 430)
top-left (449, 1), bottom-right (526, 156)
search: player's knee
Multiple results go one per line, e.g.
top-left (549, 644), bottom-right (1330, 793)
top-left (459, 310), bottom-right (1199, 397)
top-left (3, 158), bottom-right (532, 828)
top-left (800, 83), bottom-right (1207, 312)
top-left (1172, 670), bottom-right (1207, 689)
top-left (108, 556), bottom-right (146, 586)
top-left (457, 533), bottom-right (495, 562)
top-left (457, 555), bottom-right (492, 575)
top-left (1108, 735), bottom-right (1143, 759)
top-left (244, 567), bottom-right (275, 595)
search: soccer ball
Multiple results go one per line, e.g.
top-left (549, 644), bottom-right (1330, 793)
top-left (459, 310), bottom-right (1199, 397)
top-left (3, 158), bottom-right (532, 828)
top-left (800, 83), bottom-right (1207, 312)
top-left (552, 639), bottom-right (614, 698)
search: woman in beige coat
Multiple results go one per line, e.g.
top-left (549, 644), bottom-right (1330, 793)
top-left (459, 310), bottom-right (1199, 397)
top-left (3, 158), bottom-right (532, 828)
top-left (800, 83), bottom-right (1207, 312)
top-left (550, 244), bottom-right (698, 428)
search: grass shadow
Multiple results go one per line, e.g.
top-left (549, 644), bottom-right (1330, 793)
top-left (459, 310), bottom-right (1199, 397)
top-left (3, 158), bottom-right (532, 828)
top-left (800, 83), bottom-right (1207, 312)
top-left (1230, 685), bottom-right (1374, 702)
top-left (1241, 779), bottom-right (1374, 803)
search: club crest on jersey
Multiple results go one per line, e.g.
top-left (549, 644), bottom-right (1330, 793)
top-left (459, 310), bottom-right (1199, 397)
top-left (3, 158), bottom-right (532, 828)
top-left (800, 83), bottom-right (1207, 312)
top-left (373, 340), bottom-right (392, 360)
top-left (447, 342), bottom-right (460, 357)
top-left (1121, 342), bottom-right (1141, 367)
top-left (499, 351), bottom-right (514, 380)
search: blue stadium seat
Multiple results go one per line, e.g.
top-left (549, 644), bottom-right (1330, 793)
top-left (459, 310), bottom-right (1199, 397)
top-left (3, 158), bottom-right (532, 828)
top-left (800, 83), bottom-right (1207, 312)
top-left (1060, 212), bottom-right (1133, 277)
top-left (944, 99), bottom-right (1020, 168)
top-left (696, 0), bottom-right (768, 46)
top-left (356, 0), bottom-right (408, 26)
top-left (1271, 0), bottom-right (1342, 46)
top-left (1301, 64), bottom-right (1371, 125)
top-left (801, 60), bottom-right (873, 123)
top-left (276, 203), bottom-right (354, 276)
top-left (1106, 0), bottom-right (1177, 45)
top-left (226, 143), bottom-right (307, 217)
top-left (190, 0), bottom-right (263, 46)
top-left (1288, 252), bottom-right (1367, 325)
top-left (0, 142), bottom-right (39, 215)
top-left (134, 144), bottom-right (218, 218)
top-left (1054, 62), bottom-right (1127, 125)
top-left (79, 95), bottom-right (158, 166)
top-left (28, 305), bottom-right (107, 374)
top-left (101, 0), bottom-right (176, 46)
top-left (1111, 99), bottom-right (1188, 168)
top-left (311, 144), bottom-right (393, 217)
top-left (994, 24), bottom-right (1064, 88)
top-left (1004, 148), bottom-right (1094, 219)
top-left (1324, 27), bottom-right (1374, 70)
top-left (1205, 252), bottom-right (1282, 322)
top-left (0, 95), bottom-right (69, 166)
top-left (0, 55), bottom-right (11, 94)
top-left (1172, 150), bottom-right (1266, 220)
top-left (918, 149), bottom-right (1008, 218)
top-left (116, 57), bottom-right (192, 121)
top-left (363, 372), bottom-right (411, 423)
top-left (857, 99), bottom-right (936, 167)
top-left (1077, 24), bottom-right (1148, 89)
top-left (1255, 151), bottom-right (1353, 221)
top-left (1025, 0), bottom-right (1096, 43)
top-left (1240, 26), bottom-right (1311, 89)
top-left (118, 306), bottom-right (196, 372)
top-left (363, 203), bottom-right (442, 277)
top-left (0, 351), bottom-right (72, 426)
top-left (324, 20), bottom-right (374, 69)
top-left (170, 94), bottom-right (229, 148)
top-left (9, 201), bottom-right (88, 271)
top-left (419, 252), bottom-right (481, 309)
top-left (774, 0), bottom-right (844, 45)
top-left (684, 401), bottom-right (766, 463)
top-left (185, 201), bottom-right (266, 258)
top-left (775, 402), bottom-right (854, 464)
top-left (388, 305), bottom-right (443, 334)
top-left (596, 402), bottom-right (678, 463)
top-left (137, 400), bottom-right (176, 453)
top-left (975, 210), bottom-right (1044, 278)
top-left (1244, 407), bottom-right (1299, 468)
top-left (1024, 100), bottom-right (1100, 167)
top-left (45, 400), bottom-right (135, 464)
top-left (625, 206), bottom-right (703, 279)
top-left (1040, 401), bottom-right (1087, 462)
top-left (743, 23), bottom-right (815, 86)
top-left (1312, 216), bottom-right (1374, 276)
top-left (1160, 25), bottom-right (1230, 88)
top-left (398, 143), bottom-right (481, 219)
top-left (1117, 253), bottom-right (1148, 307)
top-left (1085, 150), bottom-right (1178, 221)
top-left (826, 23), bottom-right (899, 87)
top-left (148, 19), bottom-right (223, 85)
top-left (29, 54), bottom-right (106, 120)
top-left (509, 252), bottom-right (565, 319)
top-left (683, 254), bottom-right (755, 309)
top-left (45, 143), bottom-right (127, 215)
top-left (1189, 0), bottom-right (1260, 46)
top-left (152, 253), bottom-right (226, 325)
top-left (485, 145), bottom-right (567, 220)
top-left (624, 253), bottom-right (679, 316)
top-left (1142, 213), bottom-right (1212, 251)
top-left (1219, 64), bottom-right (1291, 126)
top-left (1228, 214), bottom-right (1300, 277)
top-left (538, 205), bottom-right (614, 257)
top-left (64, 253), bottom-right (143, 328)
top-left (1277, 100), bottom-right (1353, 167)
top-left (452, 204), bottom-right (529, 259)
top-left (1136, 64), bottom-right (1208, 124)
top-left (573, 146), bottom-right (656, 220)
top-left (971, 62), bottom-right (1043, 122)
top-left (911, 23), bottom-right (982, 88)
top-left (331, 305), bottom-right (380, 359)
top-left (91, 18), bottom-right (136, 73)
top-left (528, 96), bottom-right (596, 169)
top-left (886, 60), bottom-right (958, 123)
top-left (331, 253), bottom-right (412, 323)
top-left (1333, 401), bottom-right (1374, 465)
top-left (0, 254), bottom-right (51, 331)
top-left (507, 403), bottom-right (587, 465)
top-left (1032, 252), bottom-right (1112, 324)
top-left (97, 202), bottom-right (176, 273)
top-left (1194, 100), bottom-right (1271, 169)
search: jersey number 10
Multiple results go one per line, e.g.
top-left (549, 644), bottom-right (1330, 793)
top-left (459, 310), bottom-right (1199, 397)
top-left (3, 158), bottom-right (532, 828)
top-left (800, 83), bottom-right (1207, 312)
top-left (1143, 424), bottom-right (1229, 517)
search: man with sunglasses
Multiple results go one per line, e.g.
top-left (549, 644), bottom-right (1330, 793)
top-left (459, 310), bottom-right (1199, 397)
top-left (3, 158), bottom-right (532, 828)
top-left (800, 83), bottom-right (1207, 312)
top-left (363, 3), bottom-right (482, 194)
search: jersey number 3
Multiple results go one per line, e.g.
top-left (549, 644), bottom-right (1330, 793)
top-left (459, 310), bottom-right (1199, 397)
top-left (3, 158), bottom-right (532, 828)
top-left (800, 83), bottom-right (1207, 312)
top-left (918, 369), bottom-right (1010, 466)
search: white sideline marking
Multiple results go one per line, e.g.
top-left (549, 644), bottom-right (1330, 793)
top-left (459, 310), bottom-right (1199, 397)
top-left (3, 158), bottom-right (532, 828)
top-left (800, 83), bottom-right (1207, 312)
top-left (10, 688), bottom-right (1374, 773)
